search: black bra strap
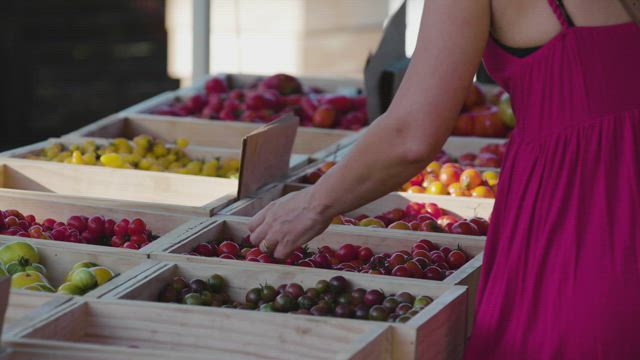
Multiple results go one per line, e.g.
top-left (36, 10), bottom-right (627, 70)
top-left (555, 0), bottom-right (576, 27)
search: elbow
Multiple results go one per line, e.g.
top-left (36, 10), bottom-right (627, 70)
top-left (384, 111), bottom-right (451, 166)
top-left (401, 141), bottom-right (433, 166)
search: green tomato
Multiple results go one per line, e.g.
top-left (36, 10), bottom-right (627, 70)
top-left (57, 282), bottom-right (85, 296)
top-left (70, 268), bottom-right (97, 291)
top-left (0, 242), bottom-right (39, 265)
top-left (25, 263), bottom-right (47, 275)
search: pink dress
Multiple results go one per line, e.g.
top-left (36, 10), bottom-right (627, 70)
top-left (465, 1), bottom-right (640, 359)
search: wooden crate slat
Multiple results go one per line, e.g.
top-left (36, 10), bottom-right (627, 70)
top-left (5, 298), bottom-right (392, 360)
top-left (102, 261), bottom-right (467, 359)
top-left (2, 340), bottom-right (224, 360)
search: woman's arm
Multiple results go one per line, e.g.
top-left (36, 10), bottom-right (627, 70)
top-left (249, 0), bottom-right (491, 259)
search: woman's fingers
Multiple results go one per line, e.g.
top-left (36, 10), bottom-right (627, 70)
top-left (248, 203), bottom-right (271, 234)
top-left (247, 189), bottom-right (332, 260)
top-left (273, 239), bottom-right (292, 260)
top-left (248, 219), bottom-right (270, 248)
top-left (259, 238), bottom-right (275, 254)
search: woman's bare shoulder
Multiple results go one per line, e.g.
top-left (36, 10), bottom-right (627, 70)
top-left (491, 0), bottom-right (631, 48)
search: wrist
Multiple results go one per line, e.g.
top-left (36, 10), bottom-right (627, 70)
top-left (306, 184), bottom-right (335, 220)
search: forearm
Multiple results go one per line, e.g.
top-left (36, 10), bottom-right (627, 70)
top-left (247, 0), bottom-right (491, 259)
top-left (308, 112), bottom-right (453, 218)
top-left (306, 0), bottom-right (490, 219)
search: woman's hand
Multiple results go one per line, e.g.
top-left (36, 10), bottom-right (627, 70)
top-left (248, 188), bottom-right (333, 260)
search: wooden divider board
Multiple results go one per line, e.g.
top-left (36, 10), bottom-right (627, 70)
top-left (1, 346), bottom-right (232, 360)
top-left (101, 261), bottom-right (467, 360)
top-left (151, 215), bottom-right (484, 337)
top-left (237, 114), bottom-right (299, 198)
top-left (224, 183), bottom-right (494, 221)
top-left (63, 113), bottom-right (358, 160)
top-left (3, 292), bottom-right (71, 336)
top-left (215, 183), bottom-right (304, 216)
top-left (5, 298), bottom-right (392, 360)
top-left (0, 192), bottom-right (208, 254)
top-left (0, 237), bottom-right (155, 299)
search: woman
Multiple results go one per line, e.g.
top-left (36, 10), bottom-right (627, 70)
top-left (249, 0), bottom-right (640, 358)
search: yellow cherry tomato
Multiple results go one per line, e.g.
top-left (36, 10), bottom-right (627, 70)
top-left (426, 181), bottom-right (449, 195)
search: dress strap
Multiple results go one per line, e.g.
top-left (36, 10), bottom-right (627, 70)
top-left (547, 0), bottom-right (576, 29)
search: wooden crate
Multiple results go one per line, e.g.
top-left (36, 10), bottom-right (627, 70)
top-left (0, 156), bottom-right (237, 217)
top-left (286, 158), bottom-right (500, 191)
top-left (222, 183), bottom-right (494, 220)
top-left (284, 130), bottom-right (504, 190)
top-left (151, 216), bottom-right (483, 337)
top-left (0, 237), bottom-right (155, 299)
top-left (114, 73), bottom-right (364, 155)
top-left (3, 292), bottom-right (71, 336)
top-left (132, 73), bottom-right (364, 113)
top-left (4, 297), bottom-right (392, 360)
top-left (344, 192), bottom-right (493, 221)
top-left (311, 130), bottom-right (507, 159)
top-left (103, 261), bottom-right (468, 360)
top-left (0, 347), bottom-right (227, 360)
top-left (0, 191), bottom-right (208, 254)
top-left (64, 113), bottom-right (359, 161)
top-left (0, 135), bottom-right (309, 173)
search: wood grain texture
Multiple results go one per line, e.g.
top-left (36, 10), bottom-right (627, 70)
top-left (6, 298), bottom-right (391, 360)
top-left (105, 261), bottom-right (467, 359)
top-left (6, 299), bottom-right (84, 342)
top-left (238, 114), bottom-right (299, 198)
top-left (0, 152), bottom-right (238, 216)
top-left (3, 293), bottom-right (72, 338)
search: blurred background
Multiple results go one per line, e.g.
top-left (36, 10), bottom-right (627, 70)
top-left (2, 0), bottom-right (431, 151)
